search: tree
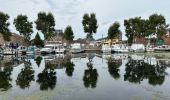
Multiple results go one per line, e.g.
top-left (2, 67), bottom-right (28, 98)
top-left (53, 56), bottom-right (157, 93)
top-left (33, 32), bottom-right (44, 47)
top-left (16, 63), bottom-right (34, 89)
top-left (82, 13), bottom-right (98, 41)
top-left (124, 17), bottom-right (149, 45)
top-left (35, 12), bottom-right (55, 39)
top-left (0, 11), bottom-right (11, 41)
top-left (149, 14), bottom-right (168, 39)
top-left (107, 22), bottom-right (120, 39)
top-left (63, 26), bottom-right (74, 43)
top-left (124, 14), bottom-right (168, 45)
top-left (14, 15), bottom-right (33, 41)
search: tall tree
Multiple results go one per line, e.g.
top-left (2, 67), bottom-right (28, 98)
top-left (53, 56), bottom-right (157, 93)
top-left (63, 26), bottom-right (74, 42)
top-left (82, 13), bottom-right (98, 41)
top-left (107, 22), bottom-right (120, 40)
top-left (149, 14), bottom-right (168, 38)
top-left (33, 32), bottom-right (44, 47)
top-left (14, 15), bottom-right (33, 41)
top-left (35, 12), bottom-right (55, 39)
top-left (124, 17), bottom-right (149, 45)
top-left (0, 11), bottom-right (11, 41)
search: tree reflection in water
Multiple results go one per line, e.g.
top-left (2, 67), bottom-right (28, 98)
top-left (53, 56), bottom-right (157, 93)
top-left (36, 62), bottom-right (57, 90)
top-left (35, 56), bottom-right (42, 67)
top-left (107, 59), bottom-right (122, 80)
top-left (0, 56), bottom-right (14, 91)
top-left (124, 58), bottom-right (167, 86)
top-left (63, 60), bottom-right (75, 77)
top-left (16, 62), bottom-right (34, 89)
top-left (83, 54), bottom-right (98, 88)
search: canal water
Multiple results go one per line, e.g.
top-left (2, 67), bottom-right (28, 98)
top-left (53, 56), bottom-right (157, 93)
top-left (0, 53), bottom-right (170, 100)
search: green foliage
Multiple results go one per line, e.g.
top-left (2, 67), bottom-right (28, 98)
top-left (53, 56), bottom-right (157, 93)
top-left (83, 63), bottom-right (98, 88)
top-left (0, 11), bottom-right (11, 41)
top-left (16, 65), bottom-right (34, 89)
top-left (124, 14), bottom-right (168, 45)
top-left (107, 22), bottom-right (120, 39)
top-left (149, 14), bottom-right (168, 38)
top-left (124, 17), bottom-right (150, 45)
top-left (82, 13), bottom-right (98, 40)
top-left (35, 12), bottom-right (55, 39)
top-left (37, 62), bottom-right (57, 90)
top-left (13, 15), bottom-right (33, 41)
top-left (124, 58), bottom-right (166, 86)
top-left (107, 60), bottom-right (121, 80)
top-left (33, 33), bottom-right (44, 47)
top-left (35, 56), bottom-right (43, 67)
top-left (63, 61), bottom-right (75, 77)
top-left (63, 26), bottom-right (74, 41)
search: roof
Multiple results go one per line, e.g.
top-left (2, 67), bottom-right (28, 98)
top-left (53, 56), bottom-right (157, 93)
top-left (0, 33), bottom-right (29, 46)
top-left (73, 38), bottom-right (87, 44)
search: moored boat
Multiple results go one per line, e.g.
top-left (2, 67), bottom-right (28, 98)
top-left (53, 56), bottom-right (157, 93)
top-left (102, 43), bottom-right (111, 53)
top-left (26, 46), bottom-right (40, 55)
top-left (40, 46), bottom-right (54, 54)
top-left (17, 46), bottom-right (27, 55)
top-left (130, 44), bottom-right (145, 52)
top-left (146, 45), bottom-right (155, 52)
top-left (53, 45), bottom-right (65, 54)
top-left (111, 44), bottom-right (129, 53)
top-left (70, 43), bottom-right (84, 53)
top-left (154, 45), bottom-right (170, 52)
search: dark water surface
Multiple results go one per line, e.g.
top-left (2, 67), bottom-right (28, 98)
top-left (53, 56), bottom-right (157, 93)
top-left (0, 53), bottom-right (170, 100)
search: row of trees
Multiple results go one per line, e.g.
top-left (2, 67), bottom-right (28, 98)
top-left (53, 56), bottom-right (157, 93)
top-left (107, 14), bottom-right (169, 46)
top-left (0, 11), bottom-right (98, 44)
top-left (124, 14), bottom-right (169, 45)
top-left (0, 11), bottom-right (169, 46)
top-left (0, 11), bottom-right (54, 43)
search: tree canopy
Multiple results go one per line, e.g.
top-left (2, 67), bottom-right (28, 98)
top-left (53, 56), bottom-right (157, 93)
top-left (14, 15), bottom-right (33, 41)
top-left (124, 14), bottom-right (168, 45)
top-left (82, 13), bottom-right (98, 40)
top-left (107, 22), bottom-right (120, 39)
top-left (0, 11), bottom-right (11, 41)
top-left (35, 12), bottom-right (55, 40)
top-left (63, 26), bottom-right (74, 41)
top-left (149, 14), bottom-right (168, 38)
top-left (33, 32), bottom-right (44, 47)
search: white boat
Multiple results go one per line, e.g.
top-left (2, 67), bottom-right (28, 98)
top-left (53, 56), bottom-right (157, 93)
top-left (3, 48), bottom-right (14, 55)
top-left (17, 46), bottom-right (27, 55)
top-left (102, 43), bottom-right (111, 53)
top-left (112, 44), bottom-right (129, 53)
top-left (26, 46), bottom-right (40, 55)
top-left (154, 45), bottom-right (170, 52)
top-left (130, 44), bottom-right (145, 52)
top-left (146, 45), bottom-right (155, 52)
top-left (70, 43), bottom-right (84, 53)
top-left (40, 46), bottom-right (54, 54)
top-left (53, 45), bottom-right (65, 54)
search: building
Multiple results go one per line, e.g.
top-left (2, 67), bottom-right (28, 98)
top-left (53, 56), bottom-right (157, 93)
top-left (134, 29), bottom-right (170, 46)
top-left (45, 29), bottom-right (66, 46)
top-left (0, 33), bottom-right (29, 46)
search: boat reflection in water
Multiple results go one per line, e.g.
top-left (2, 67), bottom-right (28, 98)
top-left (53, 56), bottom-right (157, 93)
top-left (0, 53), bottom-right (170, 100)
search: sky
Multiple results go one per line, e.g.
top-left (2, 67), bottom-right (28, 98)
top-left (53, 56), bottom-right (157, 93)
top-left (0, 0), bottom-right (170, 40)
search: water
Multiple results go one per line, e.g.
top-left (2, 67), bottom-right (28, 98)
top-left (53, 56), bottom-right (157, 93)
top-left (0, 53), bottom-right (170, 100)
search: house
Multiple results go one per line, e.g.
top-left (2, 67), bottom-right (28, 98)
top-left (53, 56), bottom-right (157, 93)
top-left (72, 38), bottom-right (87, 48)
top-left (45, 29), bottom-right (66, 47)
top-left (133, 29), bottom-right (170, 46)
top-left (160, 29), bottom-right (170, 45)
top-left (0, 33), bottom-right (29, 46)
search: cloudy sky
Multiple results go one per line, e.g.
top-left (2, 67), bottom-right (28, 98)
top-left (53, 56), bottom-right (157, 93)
top-left (0, 0), bottom-right (170, 40)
